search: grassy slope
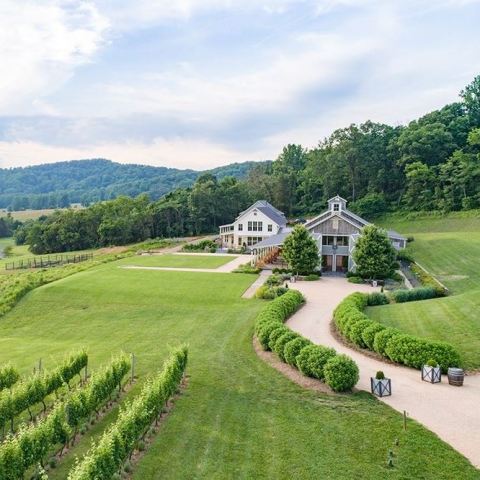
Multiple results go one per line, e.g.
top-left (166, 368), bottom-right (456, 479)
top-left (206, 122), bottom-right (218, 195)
top-left (370, 213), bottom-right (480, 369)
top-left (117, 253), bottom-right (236, 269)
top-left (0, 263), bottom-right (477, 478)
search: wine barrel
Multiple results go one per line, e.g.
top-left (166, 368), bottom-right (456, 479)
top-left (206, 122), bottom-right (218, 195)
top-left (447, 367), bottom-right (464, 386)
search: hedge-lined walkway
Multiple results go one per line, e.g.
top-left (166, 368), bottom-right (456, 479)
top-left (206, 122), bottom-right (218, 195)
top-left (287, 277), bottom-right (480, 468)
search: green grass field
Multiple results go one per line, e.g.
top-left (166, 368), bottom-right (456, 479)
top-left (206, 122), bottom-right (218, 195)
top-left (370, 211), bottom-right (480, 369)
top-left (118, 253), bottom-right (236, 269)
top-left (0, 261), bottom-right (477, 478)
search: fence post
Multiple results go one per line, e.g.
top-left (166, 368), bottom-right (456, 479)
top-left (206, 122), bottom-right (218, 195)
top-left (38, 358), bottom-right (42, 374)
top-left (403, 410), bottom-right (407, 431)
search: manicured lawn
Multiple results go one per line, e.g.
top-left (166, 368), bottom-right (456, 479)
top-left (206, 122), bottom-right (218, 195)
top-left (0, 263), bottom-right (477, 478)
top-left (367, 290), bottom-right (480, 370)
top-left (117, 253), bottom-right (237, 269)
top-left (369, 213), bottom-right (480, 369)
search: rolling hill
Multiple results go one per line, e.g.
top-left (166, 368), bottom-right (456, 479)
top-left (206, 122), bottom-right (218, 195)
top-left (0, 158), bottom-right (267, 210)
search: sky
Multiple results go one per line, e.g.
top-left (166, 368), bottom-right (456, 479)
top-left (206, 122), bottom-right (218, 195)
top-left (0, 0), bottom-right (479, 171)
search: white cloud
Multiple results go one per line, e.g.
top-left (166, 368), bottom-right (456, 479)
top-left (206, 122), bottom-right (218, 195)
top-left (0, 137), bottom-right (268, 170)
top-left (0, 1), bottom-right (109, 114)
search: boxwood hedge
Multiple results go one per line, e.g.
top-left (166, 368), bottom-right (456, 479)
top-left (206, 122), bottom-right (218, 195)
top-left (296, 345), bottom-right (336, 380)
top-left (254, 290), bottom-right (359, 392)
top-left (334, 292), bottom-right (461, 372)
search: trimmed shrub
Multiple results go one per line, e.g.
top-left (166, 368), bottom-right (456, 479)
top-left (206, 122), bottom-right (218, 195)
top-left (361, 323), bottom-right (386, 350)
top-left (347, 276), bottom-right (364, 284)
top-left (296, 345), bottom-right (336, 380)
top-left (284, 337), bottom-right (311, 366)
top-left (253, 288), bottom-right (359, 392)
top-left (305, 274), bottom-right (320, 281)
top-left (385, 334), bottom-right (460, 372)
top-left (391, 287), bottom-right (438, 303)
top-left (366, 292), bottom-right (389, 306)
top-left (348, 319), bottom-right (375, 348)
top-left (255, 286), bottom-right (277, 299)
top-left (397, 250), bottom-right (414, 263)
top-left (268, 325), bottom-right (290, 351)
top-left (257, 321), bottom-right (281, 350)
top-left (273, 332), bottom-right (299, 361)
top-left (265, 274), bottom-right (283, 287)
top-left (335, 292), bottom-right (461, 371)
top-left (324, 355), bottom-right (359, 392)
top-left (373, 328), bottom-right (401, 356)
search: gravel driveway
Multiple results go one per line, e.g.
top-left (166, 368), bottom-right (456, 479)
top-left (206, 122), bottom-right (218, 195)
top-left (287, 276), bottom-right (480, 468)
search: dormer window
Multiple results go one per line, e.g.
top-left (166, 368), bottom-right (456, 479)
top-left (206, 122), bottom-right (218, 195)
top-left (333, 203), bottom-right (340, 212)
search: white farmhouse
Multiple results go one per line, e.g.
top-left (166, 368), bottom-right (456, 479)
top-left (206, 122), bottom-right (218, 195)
top-left (219, 200), bottom-right (287, 249)
top-left (239, 195), bottom-right (406, 272)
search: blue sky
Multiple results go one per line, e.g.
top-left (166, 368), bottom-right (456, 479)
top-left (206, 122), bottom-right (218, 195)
top-left (0, 0), bottom-right (479, 170)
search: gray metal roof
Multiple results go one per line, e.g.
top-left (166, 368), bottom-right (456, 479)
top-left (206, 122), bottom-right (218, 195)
top-left (251, 231), bottom-right (291, 248)
top-left (238, 200), bottom-right (287, 226)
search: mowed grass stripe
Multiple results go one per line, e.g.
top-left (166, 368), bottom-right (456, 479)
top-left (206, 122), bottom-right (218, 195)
top-left (0, 263), bottom-right (476, 478)
top-left (116, 253), bottom-right (237, 269)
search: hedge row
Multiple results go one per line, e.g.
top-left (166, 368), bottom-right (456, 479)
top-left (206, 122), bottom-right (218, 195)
top-left (0, 365), bottom-right (20, 392)
top-left (390, 287), bottom-right (438, 303)
top-left (255, 290), bottom-right (359, 392)
top-left (0, 351), bottom-right (88, 432)
top-left (67, 346), bottom-right (188, 480)
top-left (0, 354), bottom-right (130, 480)
top-left (334, 293), bottom-right (460, 372)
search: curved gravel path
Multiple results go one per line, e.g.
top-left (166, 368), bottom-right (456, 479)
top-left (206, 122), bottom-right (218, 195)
top-left (287, 277), bottom-right (480, 468)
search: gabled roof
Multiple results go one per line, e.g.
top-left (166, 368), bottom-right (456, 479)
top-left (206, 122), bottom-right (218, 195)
top-left (327, 195), bottom-right (348, 204)
top-left (237, 200), bottom-right (287, 226)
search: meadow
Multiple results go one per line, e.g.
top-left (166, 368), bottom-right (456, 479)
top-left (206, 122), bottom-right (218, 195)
top-left (0, 259), bottom-right (477, 478)
top-left (370, 212), bottom-right (480, 369)
top-left (117, 253), bottom-right (237, 269)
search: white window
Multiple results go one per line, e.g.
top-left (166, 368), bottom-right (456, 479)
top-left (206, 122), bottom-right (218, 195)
top-left (238, 223), bottom-right (243, 231)
top-left (333, 203), bottom-right (340, 211)
top-left (268, 224), bottom-right (272, 232)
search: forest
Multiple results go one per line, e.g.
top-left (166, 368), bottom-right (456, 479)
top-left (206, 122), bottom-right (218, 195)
top-left (10, 75), bottom-right (480, 254)
top-left (0, 159), bottom-right (261, 210)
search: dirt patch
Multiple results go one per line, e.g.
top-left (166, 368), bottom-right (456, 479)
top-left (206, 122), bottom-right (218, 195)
top-left (253, 336), bottom-right (334, 395)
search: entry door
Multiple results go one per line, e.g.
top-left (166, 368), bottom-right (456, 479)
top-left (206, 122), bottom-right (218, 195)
top-left (323, 255), bottom-right (333, 271)
top-left (336, 255), bottom-right (347, 272)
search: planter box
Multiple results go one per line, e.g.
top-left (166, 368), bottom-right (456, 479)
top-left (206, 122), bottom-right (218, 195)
top-left (370, 377), bottom-right (391, 397)
top-left (421, 365), bottom-right (441, 384)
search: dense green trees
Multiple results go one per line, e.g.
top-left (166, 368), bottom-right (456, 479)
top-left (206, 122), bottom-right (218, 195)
top-left (0, 159), bottom-right (259, 211)
top-left (8, 75), bottom-right (480, 254)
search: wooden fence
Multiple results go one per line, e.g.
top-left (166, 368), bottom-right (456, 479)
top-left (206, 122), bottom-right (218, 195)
top-left (4, 253), bottom-right (94, 271)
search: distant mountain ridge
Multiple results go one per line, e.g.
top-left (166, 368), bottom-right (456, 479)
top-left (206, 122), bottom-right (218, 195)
top-left (0, 158), bottom-right (267, 210)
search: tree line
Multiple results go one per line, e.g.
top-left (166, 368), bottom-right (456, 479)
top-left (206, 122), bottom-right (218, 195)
top-left (13, 76), bottom-right (480, 254)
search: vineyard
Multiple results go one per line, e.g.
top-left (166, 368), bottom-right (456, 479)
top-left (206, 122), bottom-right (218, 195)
top-left (0, 347), bottom-right (188, 480)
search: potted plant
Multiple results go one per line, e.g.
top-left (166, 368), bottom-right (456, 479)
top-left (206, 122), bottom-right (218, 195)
top-left (370, 371), bottom-right (391, 397)
top-left (421, 359), bottom-right (441, 384)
